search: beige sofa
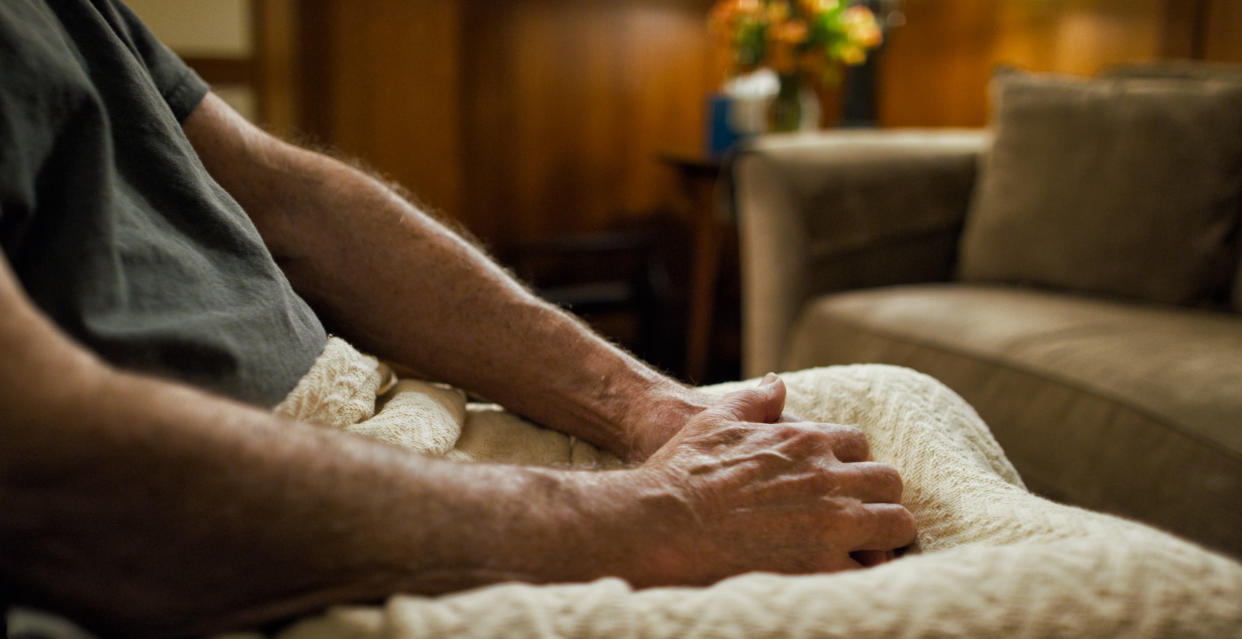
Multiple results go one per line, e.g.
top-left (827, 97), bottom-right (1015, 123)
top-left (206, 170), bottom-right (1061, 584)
top-left (735, 128), bottom-right (1242, 558)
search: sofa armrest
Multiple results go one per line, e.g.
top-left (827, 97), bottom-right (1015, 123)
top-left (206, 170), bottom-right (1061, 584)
top-left (735, 129), bottom-right (988, 377)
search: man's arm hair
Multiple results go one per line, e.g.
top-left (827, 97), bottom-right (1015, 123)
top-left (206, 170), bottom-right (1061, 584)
top-left (0, 257), bottom-right (916, 635)
top-left (0, 257), bottom-right (644, 636)
top-left (182, 93), bottom-right (708, 461)
top-left (0, 92), bottom-right (916, 634)
top-left (0, 251), bottom-right (913, 637)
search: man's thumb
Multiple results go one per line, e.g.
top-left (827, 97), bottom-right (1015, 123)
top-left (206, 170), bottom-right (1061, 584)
top-left (714, 373), bottom-right (786, 423)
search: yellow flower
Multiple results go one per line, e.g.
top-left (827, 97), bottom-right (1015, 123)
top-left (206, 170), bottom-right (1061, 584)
top-left (709, 0), bottom-right (879, 82)
top-left (842, 6), bottom-right (883, 49)
top-left (837, 43), bottom-right (866, 65)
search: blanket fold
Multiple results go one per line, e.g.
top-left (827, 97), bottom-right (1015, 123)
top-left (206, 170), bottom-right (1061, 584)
top-left (260, 337), bottom-right (1242, 639)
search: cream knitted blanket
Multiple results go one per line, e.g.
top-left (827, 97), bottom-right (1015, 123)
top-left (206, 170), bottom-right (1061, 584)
top-left (259, 337), bottom-right (1242, 639)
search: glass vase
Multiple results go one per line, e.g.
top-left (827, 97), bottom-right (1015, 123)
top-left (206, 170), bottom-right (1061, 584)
top-left (768, 74), bottom-right (821, 133)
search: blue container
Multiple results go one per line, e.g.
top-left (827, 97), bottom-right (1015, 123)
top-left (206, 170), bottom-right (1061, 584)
top-left (705, 93), bottom-right (742, 157)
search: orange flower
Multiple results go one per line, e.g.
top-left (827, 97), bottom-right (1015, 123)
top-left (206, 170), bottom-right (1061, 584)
top-left (707, 0), bottom-right (737, 37)
top-left (767, 18), bottom-right (808, 75)
top-left (708, 0), bottom-right (763, 39)
top-left (708, 0), bottom-right (881, 83)
top-left (799, 0), bottom-right (840, 14)
top-left (772, 18), bottom-right (809, 45)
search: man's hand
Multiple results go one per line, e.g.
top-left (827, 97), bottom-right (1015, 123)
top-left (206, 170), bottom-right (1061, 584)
top-left (609, 374), bottom-right (916, 586)
top-left (619, 384), bottom-right (714, 461)
top-left (0, 242), bottom-right (911, 633)
top-left (621, 378), bottom-right (811, 461)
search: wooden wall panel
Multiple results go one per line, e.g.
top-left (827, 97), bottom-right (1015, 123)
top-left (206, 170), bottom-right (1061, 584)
top-left (300, 0), bottom-right (464, 221)
top-left (1204, 0), bottom-right (1242, 63)
top-left (255, 0), bottom-right (301, 138)
top-left (878, 0), bottom-right (1172, 127)
top-left (291, 1), bottom-right (1236, 242)
top-left (875, 0), bottom-right (1001, 128)
top-left (1160, 0), bottom-right (1207, 58)
top-left (459, 1), bottom-right (719, 242)
top-left (298, 0), bottom-right (719, 244)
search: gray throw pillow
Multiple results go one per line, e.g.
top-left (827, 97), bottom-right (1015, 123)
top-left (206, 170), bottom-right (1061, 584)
top-left (958, 70), bottom-right (1242, 306)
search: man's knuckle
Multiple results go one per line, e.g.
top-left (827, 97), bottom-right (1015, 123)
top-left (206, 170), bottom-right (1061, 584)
top-left (840, 426), bottom-right (868, 446)
top-left (770, 424), bottom-right (824, 456)
top-left (775, 423), bottom-right (805, 440)
top-left (834, 423), bottom-right (865, 437)
top-left (818, 494), bottom-right (857, 518)
top-left (706, 423), bottom-right (750, 446)
top-left (807, 465), bottom-right (841, 492)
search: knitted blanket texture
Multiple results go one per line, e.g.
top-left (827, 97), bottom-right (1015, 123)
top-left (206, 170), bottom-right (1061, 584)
top-left (248, 337), bottom-right (1242, 639)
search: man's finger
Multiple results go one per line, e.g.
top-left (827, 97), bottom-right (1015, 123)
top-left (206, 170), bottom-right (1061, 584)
top-left (818, 423), bottom-right (871, 462)
top-left (834, 462), bottom-right (903, 503)
top-left (807, 550), bottom-right (864, 574)
top-left (852, 503), bottom-right (917, 551)
top-left (773, 422), bottom-right (870, 462)
top-left (849, 549), bottom-right (889, 567)
top-left (710, 373), bottom-right (787, 424)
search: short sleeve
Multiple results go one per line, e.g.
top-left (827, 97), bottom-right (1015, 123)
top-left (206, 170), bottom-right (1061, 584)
top-left (105, 0), bottom-right (210, 123)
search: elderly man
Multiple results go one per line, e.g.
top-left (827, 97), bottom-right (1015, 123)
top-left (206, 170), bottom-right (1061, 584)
top-left (0, 0), bottom-right (913, 635)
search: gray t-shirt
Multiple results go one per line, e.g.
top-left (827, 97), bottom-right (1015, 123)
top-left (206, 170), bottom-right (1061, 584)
top-left (0, 0), bottom-right (326, 406)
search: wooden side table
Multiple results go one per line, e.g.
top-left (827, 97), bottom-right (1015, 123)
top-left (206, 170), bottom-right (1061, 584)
top-left (658, 150), bottom-right (729, 383)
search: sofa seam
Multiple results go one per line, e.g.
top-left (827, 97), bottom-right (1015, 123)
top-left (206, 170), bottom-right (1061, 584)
top-left (807, 223), bottom-right (964, 262)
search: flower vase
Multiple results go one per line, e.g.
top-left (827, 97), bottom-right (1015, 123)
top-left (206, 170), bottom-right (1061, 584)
top-left (769, 74), bottom-right (821, 133)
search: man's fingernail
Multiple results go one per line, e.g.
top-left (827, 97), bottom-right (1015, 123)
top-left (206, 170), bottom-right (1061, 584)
top-left (761, 372), bottom-right (779, 385)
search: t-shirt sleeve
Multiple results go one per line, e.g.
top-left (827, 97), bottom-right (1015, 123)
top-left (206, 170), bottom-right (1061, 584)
top-left (108, 0), bottom-right (211, 123)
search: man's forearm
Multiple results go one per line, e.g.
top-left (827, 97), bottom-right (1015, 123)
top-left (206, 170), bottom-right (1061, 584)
top-left (3, 357), bottom-right (915, 636)
top-left (185, 94), bottom-right (705, 459)
top-left (2, 355), bottom-right (640, 636)
top-left (1, 253), bottom-right (914, 634)
top-left (0, 261), bottom-right (657, 635)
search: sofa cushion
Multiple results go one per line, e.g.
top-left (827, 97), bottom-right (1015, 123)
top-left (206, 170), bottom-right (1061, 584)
top-left (1100, 61), bottom-right (1242, 312)
top-left (958, 70), bottom-right (1242, 306)
top-left (783, 283), bottom-right (1242, 557)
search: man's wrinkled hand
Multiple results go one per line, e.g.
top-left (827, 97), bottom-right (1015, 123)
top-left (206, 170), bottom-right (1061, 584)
top-left (619, 374), bottom-right (916, 586)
